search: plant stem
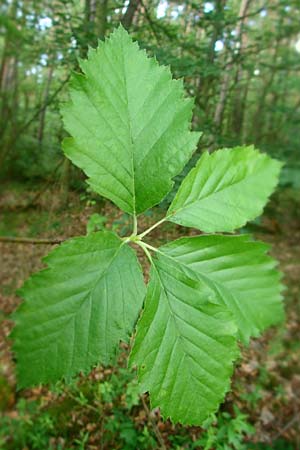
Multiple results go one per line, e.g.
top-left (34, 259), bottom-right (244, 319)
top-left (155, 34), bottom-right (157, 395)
top-left (138, 217), bottom-right (167, 239)
top-left (140, 242), bottom-right (159, 253)
top-left (137, 241), bottom-right (154, 263)
top-left (140, 394), bottom-right (167, 450)
top-left (133, 213), bottom-right (138, 235)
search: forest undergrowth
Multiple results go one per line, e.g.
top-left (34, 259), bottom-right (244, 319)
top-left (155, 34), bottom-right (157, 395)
top-left (0, 183), bottom-right (299, 450)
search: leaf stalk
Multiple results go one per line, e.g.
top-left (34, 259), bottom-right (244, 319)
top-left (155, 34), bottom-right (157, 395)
top-left (133, 214), bottom-right (138, 235)
top-left (138, 217), bottom-right (167, 239)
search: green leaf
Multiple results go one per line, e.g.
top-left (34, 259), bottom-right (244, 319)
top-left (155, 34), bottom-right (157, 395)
top-left (130, 253), bottom-right (238, 425)
top-left (12, 231), bottom-right (145, 388)
top-left (160, 234), bottom-right (284, 343)
top-left (167, 146), bottom-right (282, 232)
top-left (61, 26), bottom-right (200, 215)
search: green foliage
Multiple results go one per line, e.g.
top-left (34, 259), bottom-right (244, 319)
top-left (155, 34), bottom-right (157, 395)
top-left (280, 164), bottom-right (300, 189)
top-left (1, 0), bottom-right (299, 183)
top-left (111, 212), bottom-right (132, 236)
top-left (249, 441), bottom-right (296, 450)
top-left (159, 235), bottom-right (284, 344)
top-left (12, 27), bottom-right (284, 426)
top-left (195, 407), bottom-right (255, 450)
top-left (86, 213), bottom-right (107, 234)
top-left (12, 231), bottom-right (145, 387)
top-left (61, 26), bottom-right (200, 215)
top-left (167, 147), bottom-right (282, 233)
top-left (0, 398), bottom-right (57, 450)
top-left (0, 366), bottom-right (157, 450)
top-left (11, 136), bottom-right (61, 180)
top-left (129, 255), bottom-right (238, 425)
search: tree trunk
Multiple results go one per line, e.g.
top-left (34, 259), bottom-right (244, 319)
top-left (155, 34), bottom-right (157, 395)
top-left (97, 0), bottom-right (108, 39)
top-left (121, 0), bottom-right (141, 30)
top-left (230, 0), bottom-right (252, 139)
top-left (249, 12), bottom-right (284, 144)
top-left (0, 0), bottom-right (19, 140)
top-left (196, 0), bottom-right (225, 113)
top-left (212, 0), bottom-right (252, 144)
top-left (37, 66), bottom-right (54, 147)
top-left (59, 158), bottom-right (71, 208)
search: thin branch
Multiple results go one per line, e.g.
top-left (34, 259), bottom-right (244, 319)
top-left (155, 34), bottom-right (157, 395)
top-left (121, 0), bottom-right (141, 30)
top-left (273, 413), bottom-right (300, 441)
top-left (67, 391), bottom-right (100, 414)
top-left (18, 75), bottom-right (71, 137)
top-left (20, 159), bottom-right (65, 210)
top-left (0, 236), bottom-right (64, 245)
top-left (227, 5), bottom-right (266, 24)
top-left (140, 241), bottom-right (159, 253)
top-left (140, 394), bottom-right (166, 450)
top-left (138, 241), bottom-right (154, 263)
top-left (0, 75), bottom-right (71, 166)
top-left (139, 0), bottom-right (161, 44)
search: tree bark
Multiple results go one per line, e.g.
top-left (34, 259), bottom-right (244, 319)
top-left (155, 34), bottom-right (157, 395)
top-left (37, 66), bottom-right (54, 147)
top-left (212, 0), bottom-right (252, 144)
top-left (249, 11), bottom-right (285, 144)
top-left (97, 0), bottom-right (108, 39)
top-left (0, 0), bottom-right (19, 141)
top-left (195, 0), bottom-right (225, 114)
top-left (230, 0), bottom-right (252, 139)
top-left (121, 0), bottom-right (141, 30)
top-left (59, 157), bottom-right (71, 208)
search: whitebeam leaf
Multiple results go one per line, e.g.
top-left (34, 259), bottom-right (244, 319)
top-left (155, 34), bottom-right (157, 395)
top-left (160, 234), bottom-right (284, 343)
top-left (130, 253), bottom-right (239, 425)
top-left (61, 26), bottom-right (200, 215)
top-left (12, 231), bottom-right (145, 388)
top-left (167, 146), bottom-right (282, 232)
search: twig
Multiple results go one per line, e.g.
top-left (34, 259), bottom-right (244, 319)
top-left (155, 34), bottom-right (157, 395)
top-left (17, 75), bottom-right (71, 137)
top-left (67, 391), bottom-right (100, 414)
top-left (273, 413), bottom-right (300, 441)
top-left (25, 158), bottom-right (65, 208)
top-left (140, 394), bottom-right (166, 450)
top-left (0, 76), bottom-right (71, 165)
top-left (0, 236), bottom-right (64, 245)
top-left (139, 0), bottom-right (161, 44)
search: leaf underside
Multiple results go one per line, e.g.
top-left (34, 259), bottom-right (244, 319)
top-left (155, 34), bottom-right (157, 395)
top-left (12, 231), bottom-right (145, 388)
top-left (61, 26), bottom-right (200, 215)
top-left (130, 253), bottom-right (239, 425)
top-left (168, 146), bottom-right (282, 232)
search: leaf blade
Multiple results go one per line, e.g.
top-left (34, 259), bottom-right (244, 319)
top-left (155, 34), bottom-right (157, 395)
top-left (61, 26), bottom-right (200, 215)
top-left (12, 231), bottom-right (145, 387)
top-left (130, 253), bottom-right (238, 425)
top-left (167, 146), bottom-right (282, 232)
top-left (160, 234), bottom-right (284, 343)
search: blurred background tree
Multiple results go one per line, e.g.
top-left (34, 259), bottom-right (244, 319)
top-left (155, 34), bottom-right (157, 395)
top-left (0, 0), bottom-right (299, 190)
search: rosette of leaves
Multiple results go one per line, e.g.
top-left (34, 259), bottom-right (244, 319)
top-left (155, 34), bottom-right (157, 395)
top-left (11, 26), bottom-right (284, 426)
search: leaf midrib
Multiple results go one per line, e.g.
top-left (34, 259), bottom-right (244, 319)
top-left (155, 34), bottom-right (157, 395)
top-left (151, 262), bottom-right (227, 388)
top-left (120, 38), bottom-right (136, 215)
top-left (21, 241), bottom-right (126, 358)
top-left (156, 248), bottom-right (255, 340)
